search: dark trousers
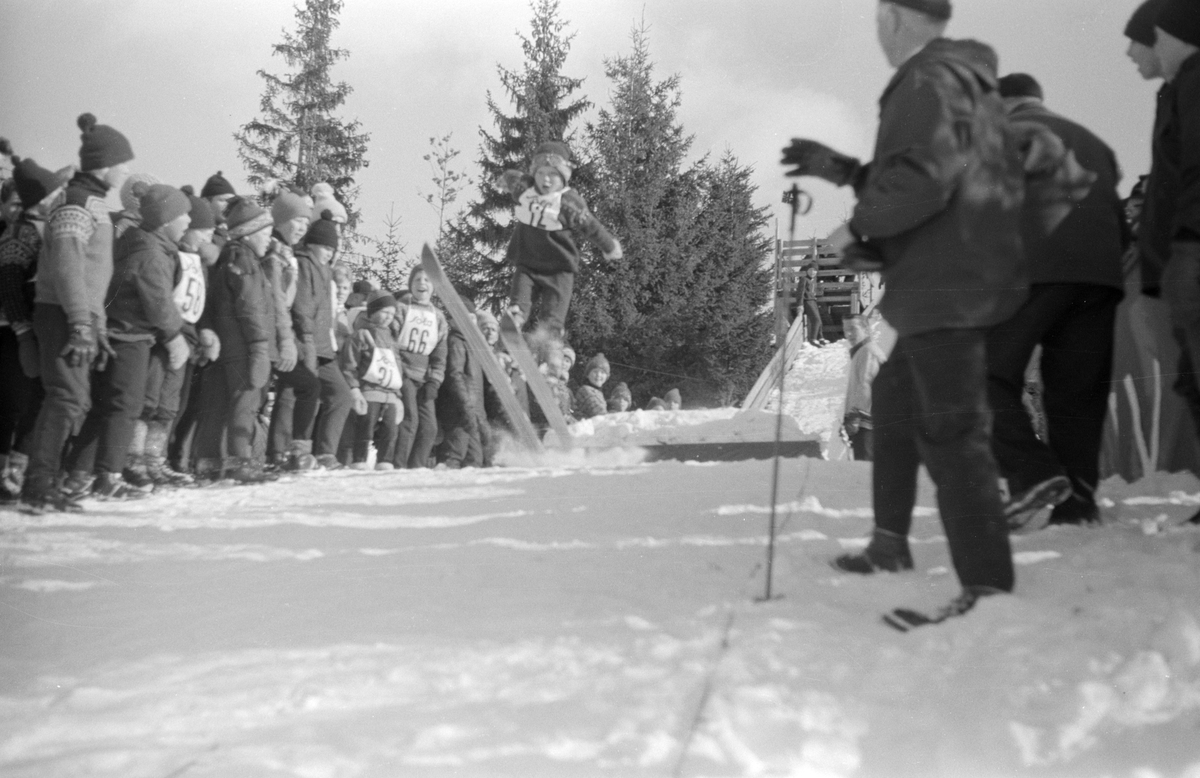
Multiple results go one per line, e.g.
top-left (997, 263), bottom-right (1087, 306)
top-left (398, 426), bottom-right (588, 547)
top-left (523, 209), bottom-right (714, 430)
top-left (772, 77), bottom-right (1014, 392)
top-left (314, 359), bottom-right (354, 457)
top-left (987, 283), bottom-right (1120, 506)
top-left (353, 400), bottom-right (399, 463)
top-left (873, 328), bottom-right (1014, 592)
top-left (193, 358), bottom-right (264, 461)
top-left (802, 299), bottom-right (823, 343)
top-left (268, 361), bottom-right (322, 455)
top-left (1161, 243), bottom-right (1200, 437)
top-left (510, 267), bottom-right (574, 336)
top-left (175, 362), bottom-right (218, 467)
top-left (65, 338), bottom-right (151, 475)
top-left (0, 327), bottom-right (44, 455)
top-left (142, 344), bottom-right (188, 424)
top-left (393, 380), bottom-right (439, 468)
top-left (26, 305), bottom-right (93, 490)
top-left (848, 428), bottom-right (873, 461)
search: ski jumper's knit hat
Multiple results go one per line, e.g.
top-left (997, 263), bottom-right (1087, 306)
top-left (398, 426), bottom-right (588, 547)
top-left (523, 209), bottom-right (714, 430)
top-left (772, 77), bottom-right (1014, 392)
top-left (11, 157), bottom-right (62, 208)
top-left (585, 352), bottom-right (610, 375)
top-left (1157, 0), bottom-right (1200, 47)
top-left (272, 189), bottom-right (312, 225)
top-left (138, 184), bottom-right (191, 232)
top-left (180, 186), bottom-right (215, 230)
top-left (310, 182), bottom-right (348, 224)
top-left (225, 197), bottom-right (273, 238)
top-left (303, 212), bottom-right (340, 250)
top-left (664, 388), bottom-right (682, 405)
top-left (367, 291), bottom-right (398, 317)
top-left (77, 113), bottom-right (134, 172)
top-left (119, 172), bottom-right (163, 215)
top-left (998, 73), bottom-right (1044, 100)
top-left (1127, 0), bottom-right (1169, 45)
top-left (885, 0), bottom-right (952, 21)
top-left (352, 279), bottom-right (377, 296)
top-left (201, 171), bottom-right (236, 199)
top-left (529, 141), bottom-right (573, 184)
top-left (647, 397), bottom-right (666, 410)
top-left (611, 382), bottom-right (632, 403)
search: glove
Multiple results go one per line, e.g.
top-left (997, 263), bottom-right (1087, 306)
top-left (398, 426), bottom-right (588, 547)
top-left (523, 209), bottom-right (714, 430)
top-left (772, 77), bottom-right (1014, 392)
top-left (247, 341), bottom-right (271, 390)
top-left (843, 416), bottom-right (861, 437)
top-left (350, 387), bottom-right (368, 415)
top-left (840, 240), bottom-right (885, 272)
top-left (277, 335), bottom-right (298, 373)
top-left (165, 333), bottom-right (191, 371)
top-left (602, 238), bottom-right (623, 262)
top-left (781, 138), bottom-right (862, 187)
top-left (94, 329), bottom-right (117, 371)
top-left (300, 334), bottom-right (317, 372)
top-left (60, 322), bottom-right (97, 368)
top-left (198, 328), bottom-right (221, 364)
top-left (198, 242), bottom-right (221, 267)
top-left (15, 327), bottom-right (39, 378)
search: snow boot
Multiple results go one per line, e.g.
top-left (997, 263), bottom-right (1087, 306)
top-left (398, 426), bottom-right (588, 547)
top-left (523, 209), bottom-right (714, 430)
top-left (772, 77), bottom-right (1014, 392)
top-left (230, 458), bottom-right (277, 484)
top-left (2, 450), bottom-right (29, 498)
top-left (60, 470), bottom-right (95, 503)
top-left (1047, 492), bottom-right (1100, 526)
top-left (287, 439), bottom-right (319, 471)
top-left (375, 462), bottom-right (394, 471)
top-left (194, 457), bottom-right (225, 483)
top-left (144, 422), bottom-right (194, 486)
top-left (92, 472), bottom-right (150, 500)
top-left (0, 454), bottom-right (12, 503)
top-left (832, 527), bottom-right (914, 574)
top-left (19, 472), bottom-right (82, 515)
top-left (123, 456), bottom-right (156, 490)
top-left (315, 454), bottom-right (342, 471)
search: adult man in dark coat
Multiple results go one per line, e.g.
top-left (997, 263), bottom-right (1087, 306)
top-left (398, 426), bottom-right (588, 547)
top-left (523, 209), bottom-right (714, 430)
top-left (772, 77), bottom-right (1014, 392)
top-left (782, 0), bottom-right (1032, 618)
top-left (987, 74), bottom-right (1127, 528)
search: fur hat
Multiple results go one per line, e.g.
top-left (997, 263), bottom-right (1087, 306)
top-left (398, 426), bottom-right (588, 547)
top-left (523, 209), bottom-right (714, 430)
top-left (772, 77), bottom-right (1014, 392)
top-left (138, 184), bottom-right (191, 232)
top-left (180, 186), bottom-right (215, 230)
top-left (1157, 0), bottom-right (1200, 47)
top-left (76, 113), bottom-right (134, 172)
top-left (310, 182), bottom-right (348, 224)
top-left (529, 141), bottom-right (573, 184)
top-left (119, 172), bottom-right (163, 214)
top-left (885, 0), bottom-right (951, 21)
top-left (200, 171), bottom-right (236, 199)
top-left (366, 291), bottom-right (398, 317)
top-left (11, 157), bottom-right (62, 208)
top-left (272, 189), bottom-right (312, 225)
top-left (585, 352), bottom-right (610, 375)
top-left (303, 211), bottom-right (340, 250)
top-left (1126, 0), bottom-right (1168, 45)
top-left (225, 197), bottom-right (273, 239)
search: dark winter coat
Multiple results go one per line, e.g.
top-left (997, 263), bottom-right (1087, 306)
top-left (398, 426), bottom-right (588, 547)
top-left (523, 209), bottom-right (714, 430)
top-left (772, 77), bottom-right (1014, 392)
top-left (439, 319), bottom-right (483, 427)
top-left (849, 38), bottom-right (1027, 337)
top-left (35, 172), bottom-right (113, 328)
top-left (0, 214), bottom-right (41, 328)
top-left (1138, 82), bottom-right (1178, 295)
top-left (1007, 98), bottom-right (1126, 292)
top-left (292, 245), bottom-right (336, 361)
top-left (500, 172), bottom-right (620, 275)
top-left (105, 227), bottom-right (185, 344)
top-left (1165, 52), bottom-right (1200, 246)
top-left (208, 239), bottom-right (275, 363)
top-left (574, 382), bottom-right (607, 419)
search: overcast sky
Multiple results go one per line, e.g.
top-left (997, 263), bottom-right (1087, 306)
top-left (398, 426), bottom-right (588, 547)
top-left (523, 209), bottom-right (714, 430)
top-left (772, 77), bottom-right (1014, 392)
top-left (1, 0), bottom-right (1157, 250)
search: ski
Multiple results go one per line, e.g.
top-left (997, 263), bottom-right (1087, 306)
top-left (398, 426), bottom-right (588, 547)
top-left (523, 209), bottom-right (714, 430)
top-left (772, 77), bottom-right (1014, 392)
top-left (420, 243), bottom-right (544, 454)
top-left (498, 311), bottom-right (574, 449)
top-left (881, 588), bottom-right (989, 632)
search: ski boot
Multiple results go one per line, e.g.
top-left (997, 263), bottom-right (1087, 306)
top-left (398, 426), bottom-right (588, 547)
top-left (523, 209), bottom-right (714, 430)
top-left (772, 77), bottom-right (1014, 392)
top-left (832, 527), bottom-right (914, 574)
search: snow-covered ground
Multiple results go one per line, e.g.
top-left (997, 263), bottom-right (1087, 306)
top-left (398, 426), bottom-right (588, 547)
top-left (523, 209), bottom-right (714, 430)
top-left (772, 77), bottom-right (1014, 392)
top-left (3, 340), bottom-right (1200, 777)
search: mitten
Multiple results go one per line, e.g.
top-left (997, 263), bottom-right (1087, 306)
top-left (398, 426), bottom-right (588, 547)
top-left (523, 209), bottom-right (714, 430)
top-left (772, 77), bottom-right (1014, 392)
top-left (165, 333), bottom-right (191, 371)
top-left (350, 387), bottom-right (368, 415)
top-left (198, 328), bottom-right (221, 364)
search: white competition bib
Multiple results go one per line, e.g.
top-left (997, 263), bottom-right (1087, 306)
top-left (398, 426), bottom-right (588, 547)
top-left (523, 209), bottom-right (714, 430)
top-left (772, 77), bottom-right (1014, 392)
top-left (514, 186), bottom-right (566, 232)
top-left (362, 343), bottom-right (403, 391)
top-left (174, 251), bottom-right (206, 324)
top-left (397, 306), bottom-right (438, 356)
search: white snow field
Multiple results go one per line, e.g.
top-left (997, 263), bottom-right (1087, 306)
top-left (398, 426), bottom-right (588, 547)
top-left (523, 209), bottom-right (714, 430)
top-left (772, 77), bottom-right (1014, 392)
top-left (2, 342), bottom-right (1200, 777)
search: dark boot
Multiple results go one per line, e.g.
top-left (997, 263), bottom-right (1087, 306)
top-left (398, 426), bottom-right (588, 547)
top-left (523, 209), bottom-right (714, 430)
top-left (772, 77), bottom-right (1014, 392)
top-left (833, 527), bottom-right (914, 574)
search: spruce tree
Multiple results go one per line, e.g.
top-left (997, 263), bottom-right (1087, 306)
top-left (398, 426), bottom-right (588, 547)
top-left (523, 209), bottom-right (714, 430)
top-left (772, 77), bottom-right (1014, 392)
top-left (235, 0), bottom-right (370, 226)
top-left (569, 26), bottom-right (773, 406)
top-left (443, 0), bottom-right (590, 307)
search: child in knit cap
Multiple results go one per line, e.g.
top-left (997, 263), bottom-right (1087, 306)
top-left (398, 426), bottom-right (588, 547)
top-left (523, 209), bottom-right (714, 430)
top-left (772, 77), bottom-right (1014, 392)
top-left (21, 113), bottom-right (134, 512)
top-left (199, 171), bottom-right (236, 248)
top-left (390, 266), bottom-right (447, 468)
top-left (64, 183), bottom-right (191, 499)
top-left (0, 156), bottom-right (64, 501)
top-left (607, 381), bottom-right (632, 413)
top-left (340, 290), bottom-right (404, 469)
top-left (663, 388), bottom-right (682, 411)
top-left (496, 141), bottom-right (622, 340)
top-left (574, 352), bottom-right (610, 419)
top-left (113, 172), bottom-right (162, 238)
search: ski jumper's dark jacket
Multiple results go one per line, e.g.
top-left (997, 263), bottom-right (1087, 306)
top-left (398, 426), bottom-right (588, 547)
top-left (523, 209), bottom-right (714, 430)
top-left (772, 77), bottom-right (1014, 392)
top-left (1139, 81), bottom-right (1178, 295)
top-left (848, 38), bottom-right (1027, 337)
top-left (499, 172), bottom-right (620, 275)
top-left (105, 227), bottom-right (185, 345)
top-left (1165, 54), bottom-right (1200, 249)
top-left (1006, 98), bottom-right (1126, 293)
top-left (207, 240), bottom-right (275, 364)
top-left (292, 245), bottom-right (336, 362)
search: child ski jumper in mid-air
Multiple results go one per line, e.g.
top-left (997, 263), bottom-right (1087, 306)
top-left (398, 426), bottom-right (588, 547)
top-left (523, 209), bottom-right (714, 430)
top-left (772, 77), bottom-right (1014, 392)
top-left (498, 141), bottom-right (623, 339)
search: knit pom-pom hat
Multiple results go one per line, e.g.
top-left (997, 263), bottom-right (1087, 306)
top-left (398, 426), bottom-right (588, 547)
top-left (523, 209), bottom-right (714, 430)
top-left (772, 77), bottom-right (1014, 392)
top-left (11, 157), bottom-right (62, 209)
top-left (272, 188), bottom-right (312, 226)
top-left (1157, 0), bottom-right (1200, 47)
top-left (310, 182), bottom-right (348, 224)
top-left (585, 352), bottom-right (610, 375)
top-left (529, 141), bottom-right (573, 184)
top-left (77, 113), bottom-right (134, 172)
top-left (1126, 0), bottom-right (1168, 45)
top-left (611, 382), bottom-right (632, 402)
top-left (367, 291), bottom-right (398, 317)
top-left (303, 210), bottom-right (341, 250)
top-left (119, 172), bottom-right (163, 214)
top-left (225, 196), bottom-right (273, 238)
top-left (138, 184), bottom-right (191, 232)
top-left (200, 171), bottom-right (236, 199)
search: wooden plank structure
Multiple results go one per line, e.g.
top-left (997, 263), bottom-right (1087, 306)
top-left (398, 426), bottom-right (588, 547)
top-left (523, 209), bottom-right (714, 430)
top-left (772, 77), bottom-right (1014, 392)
top-left (776, 238), bottom-right (868, 342)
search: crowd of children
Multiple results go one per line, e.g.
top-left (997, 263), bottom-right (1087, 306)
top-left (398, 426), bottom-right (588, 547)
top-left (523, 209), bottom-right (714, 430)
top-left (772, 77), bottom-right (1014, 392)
top-left (0, 119), bottom-right (669, 513)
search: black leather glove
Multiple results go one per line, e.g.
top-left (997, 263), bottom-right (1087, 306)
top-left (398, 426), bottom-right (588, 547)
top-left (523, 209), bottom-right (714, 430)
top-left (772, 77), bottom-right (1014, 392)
top-left (781, 139), bottom-right (863, 187)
